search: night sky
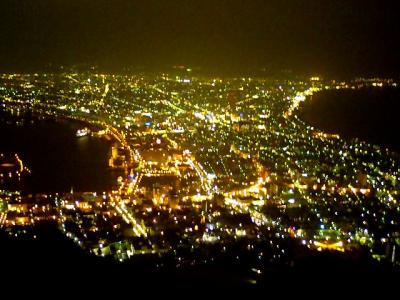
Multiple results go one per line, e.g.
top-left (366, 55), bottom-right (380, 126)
top-left (0, 0), bottom-right (399, 77)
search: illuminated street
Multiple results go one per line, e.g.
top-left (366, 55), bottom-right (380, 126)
top-left (0, 73), bottom-right (399, 275)
top-left (0, 1), bottom-right (399, 290)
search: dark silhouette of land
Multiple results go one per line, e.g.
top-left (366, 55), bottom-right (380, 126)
top-left (0, 222), bottom-right (397, 295)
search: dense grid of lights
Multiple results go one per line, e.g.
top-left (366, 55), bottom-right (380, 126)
top-left (0, 72), bottom-right (399, 273)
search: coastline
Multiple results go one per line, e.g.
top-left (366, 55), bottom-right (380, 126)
top-left (298, 87), bottom-right (400, 154)
top-left (0, 109), bottom-right (118, 193)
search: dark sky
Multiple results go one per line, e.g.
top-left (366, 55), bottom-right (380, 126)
top-left (0, 0), bottom-right (399, 77)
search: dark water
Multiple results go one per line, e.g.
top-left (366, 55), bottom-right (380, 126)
top-left (0, 111), bottom-right (116, 193)
top-left (300, 87), bottom-right (400, 152)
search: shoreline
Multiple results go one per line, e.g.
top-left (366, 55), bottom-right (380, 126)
top-left (0, 110), bottom-right (120, 194)
top-left (298, 86), bottom-right (400, 154)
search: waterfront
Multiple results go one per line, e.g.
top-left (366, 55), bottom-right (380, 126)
top-left (300, 87), bottom-right (400, 152)
top-left (0, 73), bottom-right (399, 290)
top-left (0, 111), bottom-right (115, 193)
